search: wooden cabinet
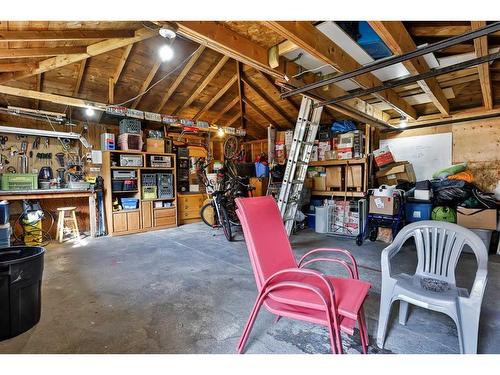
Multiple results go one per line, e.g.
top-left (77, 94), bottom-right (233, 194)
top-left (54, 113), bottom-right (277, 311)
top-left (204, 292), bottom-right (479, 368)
top-left (141, 201), bottom-right (153, 229)
top-left (178, 193), bottom-right (205, 224)
top-left (102, 150), bottom-right (178, 236)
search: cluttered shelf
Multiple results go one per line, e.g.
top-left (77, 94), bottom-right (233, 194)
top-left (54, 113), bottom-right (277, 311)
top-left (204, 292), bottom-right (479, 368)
top-left (309, 158), bottom-right (366, 167)
top-left (311, 190), bottom-right (365, 197)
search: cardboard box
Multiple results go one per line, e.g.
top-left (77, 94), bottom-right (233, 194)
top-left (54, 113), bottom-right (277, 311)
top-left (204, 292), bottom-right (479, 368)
top-left (457, 208), bottom-right (497, 230)
top-left (376, 162), bottom-right (416, 186)
top-left (373, 146), bottom-right (395, 168)
top-left (369, 195), bottom-right (399, 215)
top-left (346, 165), bottom-right (362, 189)
top-left (276, 131), bottom-right (285, 143)
top-left (146, 138), bottom-right (164, 153)
top-left (326, 167), bottom-right (342, 189)
top-left (324, 150), bottom-right (337, 160)
top-left (318, 141), bottom-right (331, 161)
top-left (313, 176), bottom-right (326, 191)
top-left (337, 151), bottom-right (353, 160)
top-left (339, 132), bottom-right (355, 145)
top-left (414, 189), bottom-right (432, 201)
top-left (310, 145), bottom-right (318, 161)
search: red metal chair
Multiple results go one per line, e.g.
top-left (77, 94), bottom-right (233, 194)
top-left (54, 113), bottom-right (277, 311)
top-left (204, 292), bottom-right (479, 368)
top-left (235, 196), bottom-right (371, 354)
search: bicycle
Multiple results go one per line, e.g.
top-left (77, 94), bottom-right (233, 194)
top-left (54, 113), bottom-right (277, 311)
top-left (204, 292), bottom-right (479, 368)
top-left (197, 158), bottom-right (253, 241)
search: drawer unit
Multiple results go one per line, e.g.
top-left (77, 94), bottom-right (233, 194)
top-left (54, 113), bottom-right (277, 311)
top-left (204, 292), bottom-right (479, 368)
top-left (113, 211), bottom-right (141, 233)
top-left (154, 207), bottom-right (176, 219)
top-left (177, 193), bottom-right (205, 224)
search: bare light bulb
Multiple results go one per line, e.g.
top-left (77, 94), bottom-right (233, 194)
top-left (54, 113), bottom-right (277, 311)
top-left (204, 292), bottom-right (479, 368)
top-left (159, 45), bottom-right (174, 62)
top-left (85, 107), bottom-right (95, 117)
top-left (217, 128), bottom-right (225, 137)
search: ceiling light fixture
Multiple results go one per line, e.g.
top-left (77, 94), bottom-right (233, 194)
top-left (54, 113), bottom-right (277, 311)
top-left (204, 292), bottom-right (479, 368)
top-left (85, 107), bottom-right (95, 117)
top-left (159, 44), bottom-right (174, 62)
top-left (159, 27), bottom-right (177, 40)
top-left (399, 116), bottom-right (408, 129)
top-left (217, 127), bottom-right (225, 137)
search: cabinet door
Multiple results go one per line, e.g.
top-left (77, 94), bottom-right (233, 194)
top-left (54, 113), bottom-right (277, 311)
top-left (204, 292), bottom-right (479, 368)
top-left (113, 212), bottom-right (128, 233)
top-left (141, 201), bottom-right (153, 229)
top-left (127, 211), bottom-right (141, 231)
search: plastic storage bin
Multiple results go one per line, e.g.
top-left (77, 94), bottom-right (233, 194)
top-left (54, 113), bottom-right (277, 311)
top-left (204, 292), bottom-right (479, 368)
top-left (0, 201), bottom-right (9, 225)
top-left (0, 223), bottom-right (11, 248)
top-left (405, 202), bottom-right (433, 223)
top-left (315, 206), bottom-right (328, 233)
top-left (112, 180), bottom-right (124, 191)
top-left (0, 246), bottom-right (45, 340)
top-left (121, 198), bottom-right (139, 210)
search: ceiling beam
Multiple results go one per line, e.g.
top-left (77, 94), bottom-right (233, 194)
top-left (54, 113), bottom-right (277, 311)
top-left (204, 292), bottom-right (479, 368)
top-left (253, 69), bottom-right (300, 111)
top-left (471, 21), bottom-right (493, 110)
top-left (131, 60), bottom-right (161, 109)
top-left (0, 27), bottom-right (158, 84)
top-left (242, 97), bottom-right (279, 128)
top-left (175, 21), bottom-right (281, 79)
top-left (0, 29), bottom-right (136, 42)
top-left (108, 77), bottom-right (114, 104)
top-left (241, 75), bottom-right (294, 127)
top-left (236, 61), bottom-right (246, 129)
top-left (368, 21), bottom-right (450, 116)
top-left (211, 96), bottom-right (239, 124)
top-left (264, 21), bottom-right (418, 120)
top-left (34, 73), bottom-right (43, 110)
top-left (0, 84), bottom-right (100, 110)
top-left (113, 44), bottom-right (133, 85)
top-left (194, 74), bottom-right (237, 120)
top-left (226, 112), bottom-right (241, 127)
top-left (0, 46), bottom-right (87, 59)
top-left (72, 59), bottom-right (87, 97)
top-left (409, 25), bottom-right (500, 38)
top-left (175, 54), bottom-right (229, 115)
top-left (154, 45), bottom-right (205, 113)
top-left (173, 21), bottom-right (391, 126)
top-left (0, 62), bottom-right (37, 72)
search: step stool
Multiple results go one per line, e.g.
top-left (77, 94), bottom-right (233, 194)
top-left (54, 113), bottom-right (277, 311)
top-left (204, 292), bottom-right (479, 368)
top-left (56, 207), bottom-right (80, 243)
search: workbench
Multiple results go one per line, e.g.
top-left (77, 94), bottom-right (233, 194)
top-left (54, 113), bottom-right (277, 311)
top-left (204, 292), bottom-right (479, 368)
top-left (0, 188), bottom-right (97, 237)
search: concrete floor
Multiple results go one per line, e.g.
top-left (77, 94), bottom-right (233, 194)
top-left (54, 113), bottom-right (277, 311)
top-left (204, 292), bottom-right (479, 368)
top-left (0, 222), bottom-right (499, 354)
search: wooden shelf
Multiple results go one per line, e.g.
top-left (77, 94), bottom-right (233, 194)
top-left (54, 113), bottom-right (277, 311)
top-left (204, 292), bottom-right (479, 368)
top-left (309, 157), bottom-right (366, 167)
top-left (142, 197), bottom-right (175, 201)
top-left (141, 167), bottom-right (175, 170)
top-left (112, 190), bottom-right (138, 193)
top-left (112, 208), bottom-right (140, 214)
top-left (311, 190), bottom-right (365, 197)
top-left (111, 166), bottom-right (141, 170)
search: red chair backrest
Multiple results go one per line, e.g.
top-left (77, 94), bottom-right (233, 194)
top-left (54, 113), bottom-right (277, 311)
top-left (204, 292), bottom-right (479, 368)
top-left (236, 196), bottom-right (298, 290)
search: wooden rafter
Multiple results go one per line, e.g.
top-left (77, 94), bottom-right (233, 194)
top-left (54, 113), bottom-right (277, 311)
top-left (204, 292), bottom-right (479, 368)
top-left (194, 74), bottom-right (237, 120)
top-left (0, 46), bottom-right (87, 59)
top-left (0, 27), bottom-right (158, 84)
top-left (113, 44), bottom-right (133, 85)
top-left (409, 25), bottom-right (500, 38)
top-left (175, 55), bottom-right (229, 114)
top-left (0, 62), bottom-right (37, 72)
top-left (0, 29), bottom-right (136, 42)
top-left (211, 96), bottom-right (239, 124)
top-left (368, 21), bottom-right (450, 116)
top-left (108, 77), bottom-right (114, 104)
top-left (173, 21), bottom-right (391, 126)
top-left (264, 21), bottom-right (417, 120)
top-left (226, 112), bottom-right (240, 127)
top-left (73, 59), bottom-right (87, 97)
top-left (471, 21), bottom-right (493, 110)
top-left (175, 21), bottom-right (280, 79)
top-left (131, 60), bottom-right (161, 109)
top-left (242, 97), bottom-right (279, 128)
top-left (154, 45), bottom-right (205, 113)
top-left (236, 61), bottom-right (246, 128)
top-left (254, 69), bottom-right (299, 112)
top-left (241, 75), bottom-right (294, 127)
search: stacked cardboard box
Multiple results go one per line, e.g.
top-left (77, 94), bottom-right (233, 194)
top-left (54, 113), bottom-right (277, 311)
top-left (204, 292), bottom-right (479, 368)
top-left (376, 161), bottom-right (416, 186)
top-left (330, 201), bottom-right (360, 235)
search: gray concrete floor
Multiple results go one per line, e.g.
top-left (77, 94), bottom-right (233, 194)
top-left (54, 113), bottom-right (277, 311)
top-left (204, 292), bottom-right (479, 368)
top-left (0, 222), bottom-right (499, 354)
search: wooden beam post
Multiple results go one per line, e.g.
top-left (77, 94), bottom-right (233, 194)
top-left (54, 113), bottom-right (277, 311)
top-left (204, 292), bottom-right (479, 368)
top-left (211, 97), bottom-right (239, 124)
top-left (194, 74), bottom-right (237, 120)
top-left (471, 21), bottom-right (493, 110)
top-left (131, 60), bottom-right (161, 109)
top-left (236, 61), bottom-right (246, 129)
top-left (108, 77), bottom-right (114, 104)
top-left (73, 59), bottom-right (87, 97)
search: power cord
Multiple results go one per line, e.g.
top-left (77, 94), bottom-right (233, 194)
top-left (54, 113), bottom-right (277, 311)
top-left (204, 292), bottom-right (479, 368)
top-left (11, 204), bottom-right (55, 247)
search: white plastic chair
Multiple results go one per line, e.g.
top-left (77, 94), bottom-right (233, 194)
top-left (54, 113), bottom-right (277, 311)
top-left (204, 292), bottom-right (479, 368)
top-left (376, 220), bottom-right (488, 354)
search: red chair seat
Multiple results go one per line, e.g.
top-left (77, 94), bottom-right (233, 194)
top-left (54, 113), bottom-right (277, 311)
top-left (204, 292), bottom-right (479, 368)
top-left (268, 274), bottom-right (370, 321)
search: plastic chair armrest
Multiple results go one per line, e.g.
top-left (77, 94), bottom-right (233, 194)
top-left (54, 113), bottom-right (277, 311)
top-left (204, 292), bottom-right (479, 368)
top-left (299, 258), bottom-right (355, 279)
top-left (469, 269), bottom-right (488, 300)
top-left (381, 242), bottom-right (404, 277)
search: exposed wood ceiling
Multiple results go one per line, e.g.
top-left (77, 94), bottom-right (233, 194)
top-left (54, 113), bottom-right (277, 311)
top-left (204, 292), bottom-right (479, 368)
top-left (0, 20), bottom-right (497, 137)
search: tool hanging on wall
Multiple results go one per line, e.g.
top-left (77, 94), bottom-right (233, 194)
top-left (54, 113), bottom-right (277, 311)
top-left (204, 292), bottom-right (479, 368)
top-left (55, 152), bottom-right (65, 168)
top-left (0, 136), bottom-right (8, 151)
top-left (32, 136), bottom-right (40, 150)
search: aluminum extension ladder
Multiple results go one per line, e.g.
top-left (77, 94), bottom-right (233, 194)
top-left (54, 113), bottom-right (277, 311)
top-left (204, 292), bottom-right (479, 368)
top-left (277, 96), bottom-right (323, 235)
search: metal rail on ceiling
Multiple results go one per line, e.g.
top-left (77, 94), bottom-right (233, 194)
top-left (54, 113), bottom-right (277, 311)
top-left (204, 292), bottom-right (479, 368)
top-left (281, 21), bottom-right (500, 99)
top-left (314, 51), bottom-right (500, 108)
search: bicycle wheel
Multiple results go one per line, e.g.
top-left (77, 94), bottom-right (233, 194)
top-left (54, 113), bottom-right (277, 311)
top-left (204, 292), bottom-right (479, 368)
top-left (200, 202), bottom-right (217, 227)
top-left (218, 205), bottom-right (233, 241)
top-left (223, 136), bottom-right (239, 159)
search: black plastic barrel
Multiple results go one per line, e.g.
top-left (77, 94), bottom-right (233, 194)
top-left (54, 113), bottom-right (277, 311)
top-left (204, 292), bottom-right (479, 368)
top-left (0, 246), bottom-right (45, 340)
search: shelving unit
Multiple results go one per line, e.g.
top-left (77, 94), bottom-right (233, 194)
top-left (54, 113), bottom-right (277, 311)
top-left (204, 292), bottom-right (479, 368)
top-left (102, 150), bottom-right (177, 236)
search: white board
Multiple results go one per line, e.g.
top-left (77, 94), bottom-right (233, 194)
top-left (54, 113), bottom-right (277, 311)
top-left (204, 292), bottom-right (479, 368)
top-left (380, 133), bottom-right (452, 181)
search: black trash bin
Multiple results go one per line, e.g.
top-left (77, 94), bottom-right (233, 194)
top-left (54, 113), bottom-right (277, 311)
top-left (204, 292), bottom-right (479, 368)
top-left (0, 246), bottom-right (45, 340)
